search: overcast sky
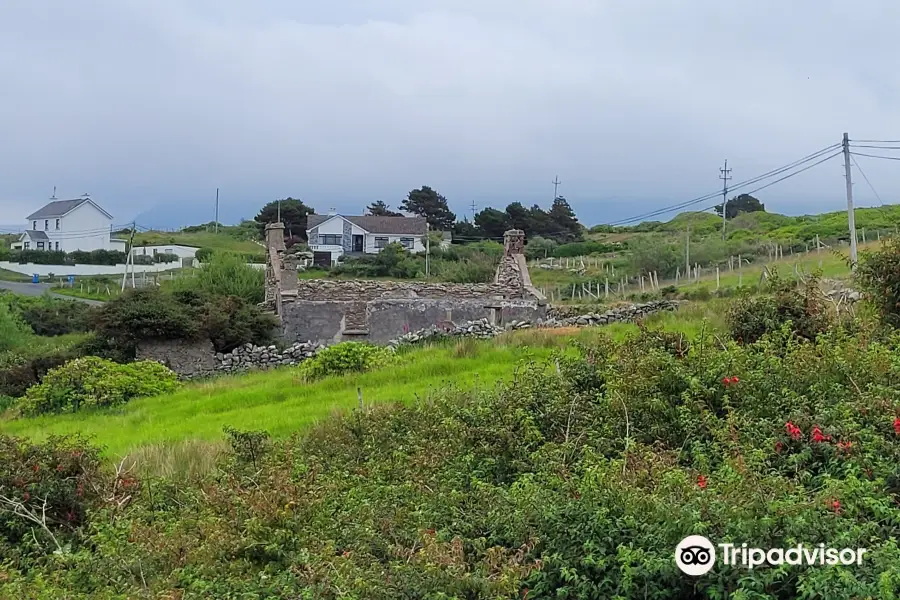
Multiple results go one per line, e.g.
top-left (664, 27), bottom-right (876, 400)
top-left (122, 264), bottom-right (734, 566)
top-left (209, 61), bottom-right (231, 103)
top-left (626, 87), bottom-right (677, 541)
top-left (2, 0), bottom-right (900, 229)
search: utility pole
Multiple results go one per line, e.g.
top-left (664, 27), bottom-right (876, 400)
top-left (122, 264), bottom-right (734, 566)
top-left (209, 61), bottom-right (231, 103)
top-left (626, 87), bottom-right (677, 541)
top-left (470, 200), bottom-right (477, 220)
top-left (842, 132), bottom-right (859, 266)
top-left (719, 159), bottom-right (732, 240)
top-left (685, 225), bottom-right (690, 274)
top-left (552, 176), bottom-right (561, 200)
top-left (121, 222), bottom-right (136, 292)
top-left (215, 188), bottom-right (219, 233)
top-left (425, 223), bottom-right (431, 278)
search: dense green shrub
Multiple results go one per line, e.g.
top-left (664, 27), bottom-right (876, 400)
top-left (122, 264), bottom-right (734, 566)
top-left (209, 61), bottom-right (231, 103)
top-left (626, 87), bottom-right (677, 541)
top-left (4, 323), bottom-right (900, 597)
top-left (0, 293), bottom-right (96, 337)
top-left (19, 357), bottom-right (180, 416)
top-left (297, 342), bottom-right (393, 381)
top-left (195, 247), bottom-right (214, 262)
top-left (857, 237), bottom-right (900, 327)
top-left (726, 270), bottom-right (830, 344)
top-left (0, 434), bottom-right (105, 560)
top-left (0, 335), bottom-right (89, 398)
top-left (96, 288), bottom-right (200, 346)
top-left (202, 296), bottom-right (278, 353)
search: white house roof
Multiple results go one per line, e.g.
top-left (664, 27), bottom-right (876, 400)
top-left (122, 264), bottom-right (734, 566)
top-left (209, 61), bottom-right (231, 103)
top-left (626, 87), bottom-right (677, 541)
top-left (26, 198), bottom-right (114, 221)
top-left (306, 214), bottom-right (427, 235)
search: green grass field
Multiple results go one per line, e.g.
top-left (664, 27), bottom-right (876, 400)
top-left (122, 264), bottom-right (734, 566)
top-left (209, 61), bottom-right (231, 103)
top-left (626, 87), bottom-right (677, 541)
top-left (0, 309), bottom-right (714, 459)
top-left (132, 230), bottom-right (265, 258)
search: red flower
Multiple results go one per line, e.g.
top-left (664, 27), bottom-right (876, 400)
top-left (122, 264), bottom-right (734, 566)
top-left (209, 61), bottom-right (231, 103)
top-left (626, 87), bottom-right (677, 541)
top-left (811, 426), bottom-right (831, 443)
top-left (31, 464), bottom-right (39, 473)
top-left (775, 441), bottom-right (784, 453)
top-left (785, 422), bottom-right (803, 441)
top-left (697, 475), bottom-right (708, 489)
top-left (66, 510), bottom-right (75, 522)
top-left (837, 440), bottom-right (852, 453)
top-left (894, 418), bottom-right (900, 435)
top-left (721, 377), bottom-right (730, 386)
top-left (731, 376), bottom-right (740, 384)
top-left (56, 464), bottom-right (64, 472)
top-left (832, 500), bottom-right (841, 514)
top-left (23, 492), bottom-right (30, 501)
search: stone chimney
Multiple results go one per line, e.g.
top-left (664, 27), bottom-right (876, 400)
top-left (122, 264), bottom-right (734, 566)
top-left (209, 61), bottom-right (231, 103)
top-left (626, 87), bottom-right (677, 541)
top-left (503, 229), bottom-right (525, 257)
top-left (265, 222), bottom-right (286, 253)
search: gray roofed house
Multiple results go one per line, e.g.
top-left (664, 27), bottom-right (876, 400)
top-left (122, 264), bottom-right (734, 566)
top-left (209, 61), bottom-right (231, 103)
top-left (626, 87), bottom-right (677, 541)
top-left (11, 195), bottom-right (122, 253)
top-left (305, 213), bottom-right (431, 265)
top-left (26, 198), bottom-right (114, 221)
top-left (306, 214), bottom-right (428, 235)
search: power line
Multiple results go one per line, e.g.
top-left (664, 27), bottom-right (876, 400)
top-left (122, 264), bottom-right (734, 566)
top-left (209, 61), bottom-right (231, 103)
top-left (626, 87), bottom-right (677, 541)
top-left (606, 143), bottom-right (842, 226)
top-left (850, 154), bottom-right (885, 205)
top-left (850, 151), bottom-right (900, 162)
top-left (851, 139), bottom-right (900, 144)
top-left (740, 151), bottom-right (843, 197)
top-left (848, 144), bottom-right (900, 150)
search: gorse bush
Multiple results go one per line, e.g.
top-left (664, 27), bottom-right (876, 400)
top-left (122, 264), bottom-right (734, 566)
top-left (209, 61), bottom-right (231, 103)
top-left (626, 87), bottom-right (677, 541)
top-left (857, 237), bottom-right (900, 327)
top-left (0, 434), bottom-right (105, 560)
top-left (3, 324), bottom-right (899, 597)
top-left (19, 357), bottom-right (180, 416)
top-left (726, 269), bottom-right (830, 344)
top-left (297, 342), bottom-right (394, 381)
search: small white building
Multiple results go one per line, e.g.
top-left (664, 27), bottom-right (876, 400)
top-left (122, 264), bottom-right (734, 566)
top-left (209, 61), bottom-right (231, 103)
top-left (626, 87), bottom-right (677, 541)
top-left (10, 196), bottom-right (126, 253)
top-left (131, 244), bottom-right (200, 261)
top-left (306, 213), bottom-right (429, 265)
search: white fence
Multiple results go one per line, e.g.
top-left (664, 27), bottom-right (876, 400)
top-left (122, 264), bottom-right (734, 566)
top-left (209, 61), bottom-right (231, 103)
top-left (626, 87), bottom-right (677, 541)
top-left (0, 260), bottom-right (186, 277)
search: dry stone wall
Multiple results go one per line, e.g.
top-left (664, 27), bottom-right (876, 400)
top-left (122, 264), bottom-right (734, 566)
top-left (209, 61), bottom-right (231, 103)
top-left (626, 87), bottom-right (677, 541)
top-left (291, 280), bottom-right (517, 302)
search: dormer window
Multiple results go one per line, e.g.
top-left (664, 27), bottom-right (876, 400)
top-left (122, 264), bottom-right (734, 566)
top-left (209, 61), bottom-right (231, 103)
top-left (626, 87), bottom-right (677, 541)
top-left (32, 221), bottom-right (36, 230)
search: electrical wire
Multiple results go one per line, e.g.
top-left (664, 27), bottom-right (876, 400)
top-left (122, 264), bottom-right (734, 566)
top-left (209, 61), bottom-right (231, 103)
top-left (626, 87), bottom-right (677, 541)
top-left (849, 144), bottom-right (900, 150)
top-left (850, 151), bottom-right (900, 162)
top-left (850, 154), bottom-right (884, 205)
top-left (606, 143), bottom-right (843, 226)
top-left (738, 150), bottom-right (843, 197)
top-left (851, 139), bottom-right (900, 144)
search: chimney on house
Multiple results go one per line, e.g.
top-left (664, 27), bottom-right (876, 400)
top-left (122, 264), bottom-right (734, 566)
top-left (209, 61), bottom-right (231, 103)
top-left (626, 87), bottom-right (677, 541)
top-left (327, 207), bottom-right (337, 216)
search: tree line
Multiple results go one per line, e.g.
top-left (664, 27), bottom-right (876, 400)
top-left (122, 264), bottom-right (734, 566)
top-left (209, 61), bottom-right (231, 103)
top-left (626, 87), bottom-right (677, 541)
top-left (253, 186), bottom-right (584, 245)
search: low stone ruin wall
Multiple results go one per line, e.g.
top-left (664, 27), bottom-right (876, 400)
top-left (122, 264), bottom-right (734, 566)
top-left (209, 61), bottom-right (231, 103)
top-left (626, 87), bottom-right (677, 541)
top-left (290, 279), bottom-right (520, 302)
top-left (280, 297), bottom-right (548, 346)
top-left (389, 300), bottom-right (681, 345)
top-left (139, 300), bottom-right (680, 378)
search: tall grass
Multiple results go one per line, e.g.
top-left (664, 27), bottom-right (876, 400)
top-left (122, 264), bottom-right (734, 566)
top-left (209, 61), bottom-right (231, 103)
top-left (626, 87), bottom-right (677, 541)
top-left (0, 310), bottom-right (718, 459)
top-left (168, 252), bottom-right (265, 303)
top-left (0, 303), bottom-right (32, 352)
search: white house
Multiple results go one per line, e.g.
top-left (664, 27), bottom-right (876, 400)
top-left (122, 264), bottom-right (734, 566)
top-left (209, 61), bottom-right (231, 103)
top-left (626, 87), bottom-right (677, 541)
top-left (131, 244), bottom-right (200, 261)
top-left (10, 196), bottom-right (127, 253)
top-left (306, 213), bottom-right (429, 265)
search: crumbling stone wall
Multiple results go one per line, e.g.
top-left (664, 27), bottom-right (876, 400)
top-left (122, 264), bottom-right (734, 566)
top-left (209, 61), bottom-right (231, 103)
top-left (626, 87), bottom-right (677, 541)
top-left (136, 339), bottom-right (218, 378)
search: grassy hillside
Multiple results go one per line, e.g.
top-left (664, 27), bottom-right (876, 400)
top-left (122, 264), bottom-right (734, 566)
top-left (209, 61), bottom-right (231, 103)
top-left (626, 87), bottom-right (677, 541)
top-left (130, 222), bottom-right (265, 258)
top-left (0, 309), bottom-right (716, 458)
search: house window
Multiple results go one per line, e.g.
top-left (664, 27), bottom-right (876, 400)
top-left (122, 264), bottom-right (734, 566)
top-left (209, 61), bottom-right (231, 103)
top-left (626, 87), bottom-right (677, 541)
top-left (318, 234), bottom-right (341, 246)
top-left (55, 242), bottom-right (59, 251)
top-left (55, 219), bottom-right (60, 230)
top-left (24, 242), bottom-right (30, 250)
top-left (44, 220), bottom-right (49, 230)
top-left (374, 237), bottom-right (388, 249)
top-left (32, 221), bottom-right (37, 230)
top-left (37, 242), bottom-right (44, 250)
top-left (400, 237), bottom-right (414, 249)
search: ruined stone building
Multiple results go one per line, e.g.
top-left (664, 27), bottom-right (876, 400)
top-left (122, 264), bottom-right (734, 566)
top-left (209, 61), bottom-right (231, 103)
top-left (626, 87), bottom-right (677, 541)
top-left (264, 223), bottom-right (547, 345)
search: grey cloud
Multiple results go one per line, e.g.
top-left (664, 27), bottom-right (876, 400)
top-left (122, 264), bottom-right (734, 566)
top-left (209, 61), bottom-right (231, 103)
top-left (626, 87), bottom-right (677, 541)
top-left (1, 0), bottom-right (898, 228)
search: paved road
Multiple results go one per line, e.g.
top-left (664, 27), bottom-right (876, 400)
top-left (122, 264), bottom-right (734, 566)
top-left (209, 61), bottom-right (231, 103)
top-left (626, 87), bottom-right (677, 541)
top-left (0, 280), bottom-right (105, 306)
